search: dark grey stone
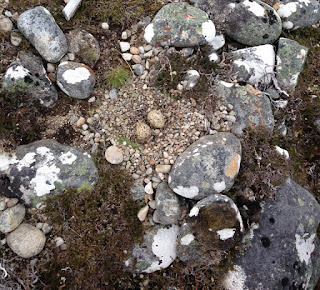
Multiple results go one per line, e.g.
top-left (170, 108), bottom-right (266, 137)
top-left (1, 139), bottom-right (98, 208)
top-left (153, 182), bottom-right (181, 225)
top-left (132, 64), bottom-right (145, 76)
top-left (276, 37), bottom-right (308, 92)
top-left (2, 52), bottom-right (58, 107)
top-left (17, 6), bottom-right (68, 63)
top-left (169, 133), bottom-right (241, 200)
top-left (215, 81), bottom-right (274, 135)
top-left (56, 61), bottom-right (95, 99)
top-left (277, 0), bottom-right (320, 30)
top-left (223, 179), bottom-right (320, 289)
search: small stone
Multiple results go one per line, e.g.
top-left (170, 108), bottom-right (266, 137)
top-left (10, 31), bottom-right (22, 46)
top-left (137, 205), bottom-right (149, 222)
top-left (76, 117), bottom-right (86, 127)
top-left (41, 223), bottom-right (53, 234)
top-left (121, 31), bottom-right (128, 39)
top-left (60, 243), bottom-right (68, 250)
top-left (101, 22), bottom-right (109, 30)
top-left (36, 223), bottom-right (43, 229)
top-left (88, 96), bottom-right (96, 103)
top-left (109, 88), bottom-right (118, 99)
top-left (132, 55), bottom-right (142, 64)
top-left (6, 198), bottom-right (18, 208)
top-left (105, 146), bottom-right (124, 164)
top-left (122, 53), bottom-right (133, 61)
top-left (147, 110), bottom-right (165, 129)
top-left (132, 173), bottom-right (140, 180)
top-left (144, 44), bottom-right (152, 52)
top-left (0, 17), bottom-right (13, 32)
top-left (146, 167), bottom-right (153, 175)
top-left (47, 63), bottom-right (55, 73)
top-left (133, 64), bottom-right (145, 76)
top-left (177, 84), bottom-right (184, 91)
top-left (155, 165), bottom-right (171, 174)
top-left (149, 200), bottom-right (157, 209)
top-left (135, 122), bottom-right (151, 143)
top-left (120, 41), bottom-right (130, 52)
top-left (54, 237), bottom-right (64, 247)
top-left (130, 47), bottom-right (139, 55)
top-left (67, 53), bottom-right (75, 61)
top-left (144, 182), bottom-right (154, 195)
top-left (0, 204), bottom-right (26, 233)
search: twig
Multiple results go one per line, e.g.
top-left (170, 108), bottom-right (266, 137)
top-left (0, 263), bottom-right (8, 279)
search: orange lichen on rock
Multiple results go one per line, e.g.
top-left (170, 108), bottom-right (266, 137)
top-left (225, 154), bottom-right (240, 178)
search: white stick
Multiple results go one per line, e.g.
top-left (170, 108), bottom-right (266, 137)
top-left (62, 0), bottom-right (82, 21)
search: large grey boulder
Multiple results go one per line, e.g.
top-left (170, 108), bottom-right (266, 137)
top-left (0, 139), bottom-right (98, 208)
top-left (214, 81), bottom-right (274, 135)
top-left (169, 133), bottom-right (241, 200)
top-left (276, 37), bottom-right (308, 92)
top-left (57, 61), bottom-right (95, 99)
top-left (223, 179), bottom-right (320, 289)
top-left (144, 2), bottom-right (216, 47)
top-left (2, 52), bottom-right (58, 108)
top-left (276, 0), bottom-right (320, 30)
top-left (192, 0), bottom-right (282, 46)
top-left (17, 6), bottom-right (68, 63)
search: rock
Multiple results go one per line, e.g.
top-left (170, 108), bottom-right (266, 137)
top-left (276, 37), bottom-right (308, 92)
top-left (0, 139), bottom-right (98, 208)
top-left (181, 70), bottom-right (200, 90)
top-left (10, 31), bottom-right (23, 46)
top-left (169, 133), bottom-right (241, 200)
top-left (128, 225), bottom-right (179, 273)
top-left (122, 53), bottom-right (132, 61)
top-left (135, 122), bottom-right (151, 143)
top-left (130, 47), bottom-right (139, 55)
top-left (105, 146), bottom-right (123, 164)
top-left (2, 52), bottom-right (58, 108)
top-left (144, 2), bottom-right (216, 47)
top-left (7, 224), bottom-right (46, 258)
top-left (54, 236), bottom-right (64, 247)
top-left (0, 17), bottom-right (13, 32)
top-left (0, 204), bottom-right (26, 234)
top-left (194, 0), bottom-right (282, 46)
top-left (177, 194), bottom-right (243, 262)
top-left (137, 205), bottom-right (149, 222)
top-left (120, 41), bottom-right (130, 52)
top-left (109, 88), bottom-right (118, 99)
top-left (17, 6), bottom-right (68, 63)
top-left (101, 22), bottom-right (109, 30)
top-left (147, 110), bottom-right (165, 129)
top-left (230, 44), bottom-right (275, 86)
top-left (276, 0), bottom-right (320, 30)
top-left (153, 182), bottom-right (180, 225)
top-left (144, 182), bottom-right (153, 195)
top-left (155, 165), bottom-right (171, 174)
top-left (130, 182), bottom-right (145, 201)
top-left (6, 198), bottom-right (18, 208)
top-left (133, 64), bottom-right (145, 76)
top-left (223, 179), bottom-right (320, 289)
top-left (132, 55), bottom-right (142, 64)
top-left (76, 117), bottom-right (86, 127)
top-left (215, 81), bottom-right (274, 135)
top-left (41, 223), bottom-right (52, 234)
top-left (57, 61), bottom-right (95, 99)
top-left (66, 29), bottom-right (100, 67)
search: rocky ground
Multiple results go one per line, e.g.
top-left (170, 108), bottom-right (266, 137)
top-left (0, 0), bottom-right (320, 289)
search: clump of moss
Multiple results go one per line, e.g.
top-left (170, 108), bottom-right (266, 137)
top-left (103, 66), bottom-right (131, 89)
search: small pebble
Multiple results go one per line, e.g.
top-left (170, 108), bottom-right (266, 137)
top-left (137, 205), bottom-right (149, 222)
top-left (155, 165), bottom-right (171, 174)
top-left (0, 17), bottom-right (13, 32)
top-left (122, 53), bottom-right (133, 61)
top-left (148, 200), bottom-right (156, 209)
top-left (120, 42), bottom-right (130, 52)
top-left (10, 31), bottom-right (22, 46)
top-left (54, 237), bottom-right (64, 247)
top-left (42, 223), bottom-right (53, 234)
top-left (101, 22), bottom-right (109, 30)
top-left (6, 198), bottom-right (18, 208)
top-left (130, 47), bottom-right (139, 55)
top-left (121, 31), bottom-right (128, 40)
top-left (132, 55), bottom-right (142, 64)
top-left (105, 146), bottom-right (124, 165)
top-left (76, 117), bottom-right (86, 127)
top-left (88, 96), bottom-right (96, 103)
top-left (144, 182), bottom-right (153, 195)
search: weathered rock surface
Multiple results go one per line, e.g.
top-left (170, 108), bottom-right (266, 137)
top-left (192, 0), bottom-right (282, 46)
top-left (17, 6), bottom-right (68, 63)
top-left (223, 179), bottom-right (320, 289)
top-left (66, 29), bottom-right (100, 67)
top-left (127, 225), bottom-right (179, 273)
top-left (153, 182), bottom-right (181, 225)
top-left (57, 61), bottom-right (95, 99)
top-left (215, 81), bottom-right (274, 135)
top-left (0, 139), bottom-right (98, 208)
top-left (231, 44), bottom-right (275, 86)
top-left (276, 0), bottom-right (320, 30)
top-left (0, 204), bottom-right (26, 234)
top-left (169, 133), bottom-right (241, 200)
top-left (2, 52), bottom-right (58, 107)
top-left (7, 223), bottom-right (46, 258)
top-left (144, 2), bottom-right (216, 47)
top-left (276, 37), bottom-right (308, 92)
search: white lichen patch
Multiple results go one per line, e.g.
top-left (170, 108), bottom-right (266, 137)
top-left (83, 152), bottom-right (92, 158)
top-left (223, 265), bottom-right (248, 290)
top-left (202, 20), bottom-right (216, 43)
top-left (59, 151), bottom-right (77, 165)
top-left (297, 49), bottom-right (307, 59)
top-left (144, 225), bottom-right (179, 273)
top-left (5, 65), bottom-right (29, 80)
top-left (295, 233), bottom-right (316, 265)
top-left (0, 153), bottom-right (18, 171)
top-left (275, 146), bottom-right (290, 159)
top-left (209, 34), bottom-right (225, 51)
top-left (243, 0), bottom-right (265, 17)
top-left (230, 202), bottom-right (244, 232)
top-left (213, 181), bottom-right (226, 193)
top-left (180, 233), bottom-right (195, 245)
top-left (144, 23), bottom-right (155, 43)
top-left (189, 206), bottom-right (200, 217)
top-left (228, 3), bottom-right (236, 9)
top-left (17, 152), bottom-right (36, 171)
top-left (290, 72), bottom-right (299, 86)
top-left (187, 70), bottom-right (200, 77)
top-left (217, 228), bottom-right (236, 240)
top-left (173, 185), bottom-right (199, 198)
top-left (62, 67), bottom-right (91, 84)
top-left (277, 2), bottom-right (298, 18)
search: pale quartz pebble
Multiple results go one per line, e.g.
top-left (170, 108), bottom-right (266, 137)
top-left (145, 182), bottom-right (154, 195)
top-left (101, 22), bottom-right (109, 30)
top-left (120, 42), bottom-right (130, 52)
top-left (76, 117), bottom-right (86, 127)
top-left (137, 205), bottom-right (149, 222)
top-left (54, 237), bottom-right (64, 247)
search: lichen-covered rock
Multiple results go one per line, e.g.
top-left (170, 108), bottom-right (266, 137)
top-left (223, 179), bottom-right (320, 289)
top-left (0, 139), bottom-right (98, 208)
top-left (177, 194), bottom-right (243, 262)
top-left (135, 122), bottom-right (152, 143)
top-left (7, 224), bottom-right (46, 258)
top-left (147, 110), bottom-right (165, 129)
top-left (57, 61), bottom-right (95, 99)
top-left (66, 29), bottom-right (100, 67)
top-left (144, 2), bottom-right (216, 47)
top-left (17, 6), bottom-right (68, 63)
top-left (0, 204), bottom-right (26, 234)
top-left (215, 81), bottom-right (274, 135)
top-left (153, 182), bottom-right (181, 225)
top-left (181, 70), bottom-right (200, 90)
top-left (192, 0), bottom-right (282, 46)
top-left (127, 225), bottom-right (179, 273)
top-left (276, 0), bottom-right (320, 30)
top-left (2, 52), bottom-right (58, 108)
top-left (231, 44), bottom-right (275, 86)
top-left (276, 37), bottom-right (308, 92)
top-left (169, 133), bottom-right (241, 200)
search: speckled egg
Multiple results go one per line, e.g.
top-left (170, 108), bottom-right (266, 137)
top-left (147, 109), bottom-right (165, 129)
top-left (135, 122), bottom-right (152, 143)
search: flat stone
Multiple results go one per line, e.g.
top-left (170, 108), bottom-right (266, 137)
top-left (155, 165), bottom-right (171, 174)
top-left (137, 205), bottom-right (149, 222)
top-left (120, 41), bottom-right (130, 52)
top-left (105, 146), bottom-right (123, 164)
top-left (57, 61), bottom-right (95, 99)
top-left (17, 6), bottom-right (68, 63)
top-left (7, 224), bottom-right (46, 258)
top-left (122, 53), bottom-right (132, 61)
top-left (0, 204), bottom-right (26, 234)
top-left (133, 64), bottom-right (145, 76)
top-left (132, 55), bottom-right (142, 64)
top-left (0, 17), bottom-right (13, 32)
top-left (10, 31), bottom-right (23, 46)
